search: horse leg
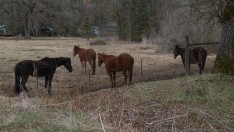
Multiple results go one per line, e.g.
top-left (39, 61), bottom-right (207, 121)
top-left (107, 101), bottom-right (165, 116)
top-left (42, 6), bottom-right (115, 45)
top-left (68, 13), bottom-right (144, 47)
top-left (81, 61), bottom-right (83, 69)
top-left (182, 60), bottom-right (185, 68)
top-left (45, 76), bottom-right (48, 88)
top-left (81, 60), bottom-right (84, 73)
top-left (108, 71), bottom-right (114, 88)
top-left (15, 76), bottom-right (22, 94)
top-left (21, 75), bottom-right (29, 94)
top-left (198, 62), bottom-right (202, 74)
top-left (93, 59), bottom-right (96, 75)
top-left (201, 55), bottom-right (207, 74)
top-left (48, 75), bottom-right (53, 96)
top-left (113, 71), bottom-right (116, 87)
top-left (88, 60), bottom-right (95, 75)
top-left (123, 70), bottom-right (128, 85)
top-left (84, 61), bottom-right (87, 73)
top-left (128, 69), bottom-right (133, 85)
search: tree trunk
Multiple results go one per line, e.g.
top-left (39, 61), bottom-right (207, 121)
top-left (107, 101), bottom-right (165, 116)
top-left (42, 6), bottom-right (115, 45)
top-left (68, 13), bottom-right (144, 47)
top-left (213, 16), bottom-right (234, 75)
top-left (24, 12), bottom-right (30, 38)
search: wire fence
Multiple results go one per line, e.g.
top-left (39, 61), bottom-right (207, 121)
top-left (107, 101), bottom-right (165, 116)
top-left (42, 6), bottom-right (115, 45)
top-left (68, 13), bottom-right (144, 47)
top-left (0, 39), bottom-right (231, 131)
top-left (1, 66), bottom-right (232, 131)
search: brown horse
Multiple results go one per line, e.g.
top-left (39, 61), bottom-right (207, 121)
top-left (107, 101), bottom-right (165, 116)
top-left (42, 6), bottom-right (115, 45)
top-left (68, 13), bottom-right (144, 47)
top-left (174, 45), bottom-right (207, 74)
top-left (73, 46), bottom-right (96, 75)
top-left (98, 53), bottom-right (134, 87)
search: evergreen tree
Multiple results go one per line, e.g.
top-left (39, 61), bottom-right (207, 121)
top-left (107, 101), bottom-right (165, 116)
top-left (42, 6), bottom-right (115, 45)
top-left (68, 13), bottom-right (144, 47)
top-left (80, 16), bottom-right (92, 40)
top-left (130, 0), bottom-right (149, 42)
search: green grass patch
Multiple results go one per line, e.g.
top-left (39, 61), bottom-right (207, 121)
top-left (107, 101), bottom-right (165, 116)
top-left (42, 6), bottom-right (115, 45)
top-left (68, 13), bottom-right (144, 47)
top-left (124, 73), bottom-right (234, 129)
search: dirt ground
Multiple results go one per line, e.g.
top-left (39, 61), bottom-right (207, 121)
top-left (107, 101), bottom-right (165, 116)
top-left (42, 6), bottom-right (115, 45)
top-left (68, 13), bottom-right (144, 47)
top-left (0, 37), bottom-right (216, 97)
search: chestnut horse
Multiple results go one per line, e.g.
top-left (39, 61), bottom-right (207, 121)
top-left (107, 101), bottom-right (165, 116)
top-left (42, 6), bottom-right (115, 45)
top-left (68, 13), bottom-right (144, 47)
top-left (98, 53), bottom-right (134, 87)
top-left (73, 46), bottom-right (96, 75)
top-left (174, 45), bottom-right (207, 74)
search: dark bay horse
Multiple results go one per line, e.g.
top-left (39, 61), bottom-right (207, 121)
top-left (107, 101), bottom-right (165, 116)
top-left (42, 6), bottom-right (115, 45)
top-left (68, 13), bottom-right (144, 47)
top-left (73, 46), bottom-right (96, 75)
top-left (98, 53), bottom-right (134, 88)
top-left (174, 45), bottom-right (207, 74)
top-left (14, 57), bottom-right (73, 96)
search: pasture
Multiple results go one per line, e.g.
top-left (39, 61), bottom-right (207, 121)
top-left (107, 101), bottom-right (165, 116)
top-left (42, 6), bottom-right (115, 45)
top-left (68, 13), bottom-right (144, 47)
top-left (0, 37), bottom-right (233, 131)
top-left (0, 37), bottom-right (216, 96)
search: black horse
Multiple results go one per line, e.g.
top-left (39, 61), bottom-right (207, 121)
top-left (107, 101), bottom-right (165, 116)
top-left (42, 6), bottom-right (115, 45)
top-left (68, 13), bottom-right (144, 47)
top-left (174, 45), bottom-right (207, 74)
top-left (14, 57), bottom-right (73, 96)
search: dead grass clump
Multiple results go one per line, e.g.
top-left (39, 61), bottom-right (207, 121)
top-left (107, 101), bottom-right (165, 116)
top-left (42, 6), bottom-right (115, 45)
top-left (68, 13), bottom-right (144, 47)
top-left (78, 88), bottom-right (137, 131)
top-left (139, 46), bottom-right (148, 50)
top-left (185, 83), bottom-right (209, 97)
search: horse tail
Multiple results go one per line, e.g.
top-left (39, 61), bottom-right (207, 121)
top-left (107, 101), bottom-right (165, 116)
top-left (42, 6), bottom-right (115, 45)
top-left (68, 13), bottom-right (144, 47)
top-left (14, 64), bottom-right (21, 94)
top-left (128, 57), bottom-right (134, 71)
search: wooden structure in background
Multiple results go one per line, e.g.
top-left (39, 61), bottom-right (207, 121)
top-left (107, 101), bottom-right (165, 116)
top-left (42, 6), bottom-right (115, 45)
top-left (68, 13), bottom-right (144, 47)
top-left (184, 36), bottom-right (219, 74)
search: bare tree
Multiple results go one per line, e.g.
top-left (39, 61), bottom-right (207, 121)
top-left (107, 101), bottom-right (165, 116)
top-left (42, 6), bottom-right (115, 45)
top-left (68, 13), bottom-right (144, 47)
top-left (111, 0), bottom-right (131, 40)
top-left (0, 0), bottom-right (83, 37)
top-left (189, 0), bottom-right (234, 74)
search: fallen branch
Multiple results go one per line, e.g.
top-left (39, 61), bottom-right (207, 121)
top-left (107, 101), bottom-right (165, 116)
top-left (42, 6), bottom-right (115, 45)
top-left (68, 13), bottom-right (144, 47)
top-left (146, 113), bottom-right (188, 125)
top-left (99, 113), bottom-right (106, 132)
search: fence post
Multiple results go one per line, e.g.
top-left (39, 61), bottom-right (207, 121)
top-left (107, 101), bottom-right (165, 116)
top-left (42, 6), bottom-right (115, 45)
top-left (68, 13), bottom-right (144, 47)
top-left (89, 69), bottom-right (91, 85)
top-left (185, 36), bottom-right (190, 74)
top-left (141, 58), bottom-right (143, 81)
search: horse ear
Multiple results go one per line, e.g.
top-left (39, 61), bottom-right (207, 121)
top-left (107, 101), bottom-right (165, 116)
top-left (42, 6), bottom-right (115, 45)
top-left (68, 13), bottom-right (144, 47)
top-left (66, 58), bottom-right (71, 62)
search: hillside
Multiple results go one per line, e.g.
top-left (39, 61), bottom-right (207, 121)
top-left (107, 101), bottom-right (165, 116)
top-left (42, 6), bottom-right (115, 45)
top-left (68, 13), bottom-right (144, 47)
top-left (0, 73), bottom-right (233, 131)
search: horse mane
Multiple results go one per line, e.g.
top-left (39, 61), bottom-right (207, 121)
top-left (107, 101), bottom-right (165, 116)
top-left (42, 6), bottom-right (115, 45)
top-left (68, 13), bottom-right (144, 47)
top-left (74, 46), bottom-right (85, 51)
top-left (40, 57), bottom-right (51, 61)
top-left (108, 55), bottom-right (116, 57)
top-left (40, 57), bottom-right (68, 61)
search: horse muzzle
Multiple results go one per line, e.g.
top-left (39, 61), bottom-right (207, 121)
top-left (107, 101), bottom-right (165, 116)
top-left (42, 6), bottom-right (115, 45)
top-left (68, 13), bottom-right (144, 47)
top-left (69, 68), bottom-right (73, 72)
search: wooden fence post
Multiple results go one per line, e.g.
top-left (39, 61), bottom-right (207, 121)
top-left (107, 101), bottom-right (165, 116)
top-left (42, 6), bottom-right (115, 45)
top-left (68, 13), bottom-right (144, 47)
top-left (185, 36), bottom-right (190, 74)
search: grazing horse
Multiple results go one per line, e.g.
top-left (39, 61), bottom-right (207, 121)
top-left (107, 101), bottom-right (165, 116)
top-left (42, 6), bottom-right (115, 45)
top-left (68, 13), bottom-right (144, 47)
top-left (98, 53), bottom-right (134, 87)
top-left (73, 46), bottom-right (96, 75)
top-left (174, 45), bottom-right (207, 74)
top-left (14, 57), bottom-right (73, 96)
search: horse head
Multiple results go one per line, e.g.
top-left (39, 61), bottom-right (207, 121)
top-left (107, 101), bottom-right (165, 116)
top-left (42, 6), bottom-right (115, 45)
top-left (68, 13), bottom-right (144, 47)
top-left (98, 52), bottom-right (105, 66)
top-left (64, 58), bottom-right (73, 72)
top-left (73, 46), bottom-right (80, 56)
top-left (174, 45), bottom-right (181, 59)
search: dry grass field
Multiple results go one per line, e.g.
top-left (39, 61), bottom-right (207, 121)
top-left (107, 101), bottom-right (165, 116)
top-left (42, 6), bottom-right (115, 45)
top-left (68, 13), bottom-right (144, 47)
top-left (0, 37), bottom-right (216, 96)
top-left (0, 37), bottom-right (233, 131)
